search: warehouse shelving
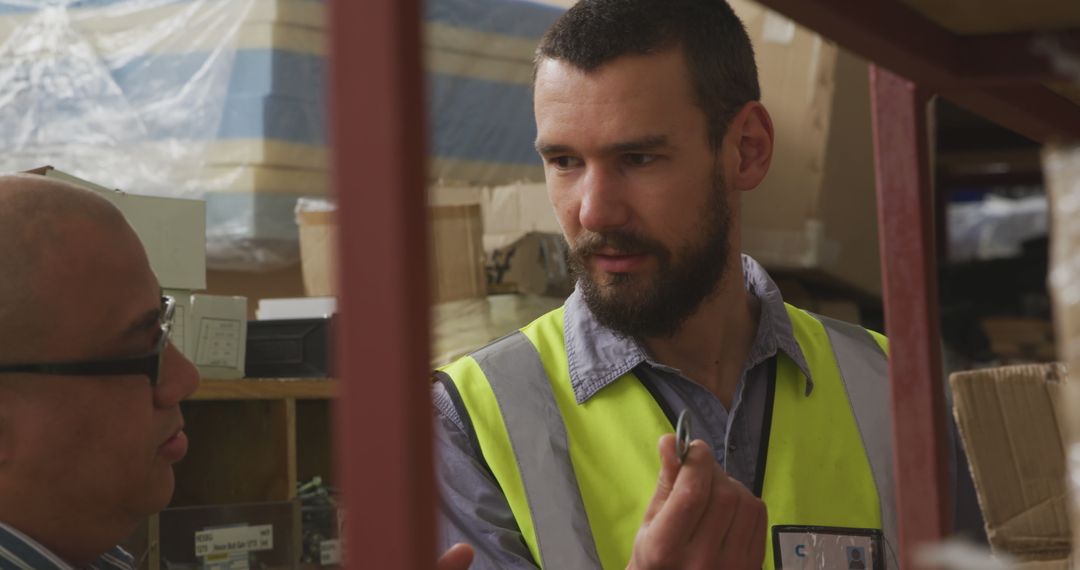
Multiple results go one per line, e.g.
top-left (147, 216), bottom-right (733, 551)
top-left (330, 0), bottom-right (1080, 567)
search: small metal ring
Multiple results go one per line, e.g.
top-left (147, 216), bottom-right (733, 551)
top-left (675, 409), bottom-right (692, 464)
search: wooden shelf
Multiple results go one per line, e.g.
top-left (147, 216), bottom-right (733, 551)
top-left (122, 379), bottom-right (339, 568)
top-left (191, 378), bottom-right (337, 400)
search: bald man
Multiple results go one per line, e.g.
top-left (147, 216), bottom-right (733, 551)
top-left (0, 174), bottom-right (200, 569)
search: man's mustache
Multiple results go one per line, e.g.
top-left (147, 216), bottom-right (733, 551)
top-left (570, 231), bottom-right (667, 259)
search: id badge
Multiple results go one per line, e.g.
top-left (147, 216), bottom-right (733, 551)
top-left (772, 525), bottom-right (884, 570)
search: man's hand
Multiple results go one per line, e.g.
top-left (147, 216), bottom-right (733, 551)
top-left (628, 435), bottom-right (767, 569)
top-left (437, 543), bottom-right (474, 570)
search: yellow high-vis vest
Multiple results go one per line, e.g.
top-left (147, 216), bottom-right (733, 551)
top-left (439, 304), bottom-right (896, 569)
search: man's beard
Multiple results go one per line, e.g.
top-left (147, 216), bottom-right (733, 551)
top-left (568, 171), bottom-right (732, 339)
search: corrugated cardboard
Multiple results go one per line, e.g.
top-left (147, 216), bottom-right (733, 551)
top-left (1014, 559), bottom-right (1072, 570)
top-left (295, 202), bottom-right (487, 304)
top-left (950, 364), bottom-right (1071, 563)
top-left (25, 166), bottom-right (207, 291)
top-left (430, 204), bottom-right (487, 303)
top-left (432, 182), bottom-right (571, 297)
top-left (1043, 145), bottom-right (1080, 568)
top-left (732, 2), bottom-right (882, 296)
top-left (297, 208), bottom-right (336, 297)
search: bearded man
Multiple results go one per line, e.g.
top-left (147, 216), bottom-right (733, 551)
top-left (432, 0), bottom-right (896, 568)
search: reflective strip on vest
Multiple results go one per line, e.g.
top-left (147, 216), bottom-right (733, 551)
top-left (470, 333), bottom-right (603, 569)
top-left (444, 305), bottom-right (895, 569)
top-left (817, 314), bottom-right (898, 569)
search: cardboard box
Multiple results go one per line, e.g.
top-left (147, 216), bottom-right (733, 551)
top-left (981, 317), bottom-right (1057, 363)
top-left (26, 166), bottom-right (207, 291)
top-left (487, 232), bottom-right (572, 297)
top-left (1014, 559), bottom-right (1071, 570)
top-left (478, 182), bottom-right (562, 247)
top-left (431, 204), bottom-right (487, 303)
top-left (732, 3), bottom-right (882, 296)
top-left (296, 201), bottom-right (487, 303)
top-left (1044, 145), bottom-right (1080, 567)
top-left (950, 363), bottom-right (1071, 565)
top-left (298, 208), bottom-right (337, 297)
top-left (432, 183), bottom-right (572, 297)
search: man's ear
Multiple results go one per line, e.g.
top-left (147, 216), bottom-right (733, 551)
top-left (725, 101), bottom-right (774, 192)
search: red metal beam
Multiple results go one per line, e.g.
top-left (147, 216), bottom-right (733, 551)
top-left (958, 30), bottom-right (1080, 84)
top-left (870, 66), bottom-right (952, 565)
top-left (941, 85), bottom-right (1080, 146)
top-left (754, 0), bottom-right (1080, 142)
top-left (329, 0), bottom-right (434, 568)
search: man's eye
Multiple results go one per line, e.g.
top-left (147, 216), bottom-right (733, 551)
top-left (549, 156), bottom-right (582, 169)
top-left (624, 153), bottom-right (657, 166)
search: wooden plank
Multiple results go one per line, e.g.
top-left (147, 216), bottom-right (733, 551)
top-left (191, 379), bottom-right (336, 400)
top-left (901, 0), bottom-right (1080, 35)
top-left (283, 398), bottom-right (298, 500)
top-left (958, 31), bottom-right (1080, 84)
top-left (869, 66), bottom-right (953, 564)
top-left (297, 399), bottom-right (335, 487)
top-left (329, 0), bottom-right (434, 568)
top-left (149, 514), bottom-right (159, 570)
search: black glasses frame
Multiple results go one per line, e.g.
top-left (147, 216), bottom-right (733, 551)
top-left (0, 296), bottom-right (176, 386)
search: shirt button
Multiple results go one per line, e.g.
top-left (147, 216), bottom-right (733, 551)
top-left (727, 443), bottom-right (737, 454)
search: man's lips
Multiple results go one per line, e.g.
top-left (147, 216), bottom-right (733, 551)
top-left (590, 252), bottom-right (649, 273)
top-left (158, 425), bottom-right (188, 462)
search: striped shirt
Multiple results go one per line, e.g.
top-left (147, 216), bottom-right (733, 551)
top-left (0, 523), bottom-right (133, 570)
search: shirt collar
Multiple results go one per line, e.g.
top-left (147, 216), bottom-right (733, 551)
top-left (564, 254), bottom-right (814, 404)
top-left (0, 522), bottom-right (134, 570)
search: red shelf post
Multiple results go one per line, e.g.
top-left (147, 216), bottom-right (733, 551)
top-left (870, 65), bottom-right (953, 568)
top-left (329, 0), bottom-right (434, 567)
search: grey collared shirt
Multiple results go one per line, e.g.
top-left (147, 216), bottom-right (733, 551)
top-left (433, 255), bottom-right (813, 569)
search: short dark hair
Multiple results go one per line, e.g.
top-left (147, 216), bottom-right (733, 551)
top-left (536, 0), bottom-right (760, 149)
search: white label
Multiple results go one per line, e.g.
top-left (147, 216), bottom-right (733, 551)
top-left (775, 530), bottom-right (877, 569)
top-left (320, 539), bottom-right (342, 565)
top-left (194, 524), bottom-right (273, 557)
top-left (195, 318), bottom-right (242, 367)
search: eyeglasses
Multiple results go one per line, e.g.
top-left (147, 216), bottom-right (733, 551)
top-left (0, 296), bottom-right (176, 386)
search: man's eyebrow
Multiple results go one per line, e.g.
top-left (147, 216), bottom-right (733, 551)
top-left (534, 135), bottom-right (672, 156)
top-left (535, 141), bottom-right (573, 155)
top-left (603, 135), bottom-right (670, 153)
top-left (121, 308), bottom-right (161, 340)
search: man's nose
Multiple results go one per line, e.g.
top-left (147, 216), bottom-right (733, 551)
top-left (153, 343), bottom-right (200, 408)
top-left (578, 164), bottom-right (631, 233)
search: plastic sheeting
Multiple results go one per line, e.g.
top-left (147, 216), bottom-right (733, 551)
top-left (0, 0), bottom-right (316, 270)
top-left (947, 194), bottom-right (1048, 262)
top-left (0, 0), bottom-right (562, 271)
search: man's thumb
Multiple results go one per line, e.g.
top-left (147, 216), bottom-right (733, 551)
top-left (641, 434), bottom-right (681, 524)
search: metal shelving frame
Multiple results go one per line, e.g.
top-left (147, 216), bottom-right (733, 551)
top-left (330, 0), bottom-right (1080, 567)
